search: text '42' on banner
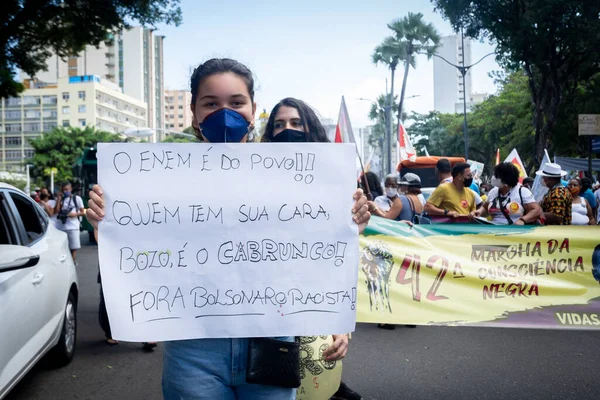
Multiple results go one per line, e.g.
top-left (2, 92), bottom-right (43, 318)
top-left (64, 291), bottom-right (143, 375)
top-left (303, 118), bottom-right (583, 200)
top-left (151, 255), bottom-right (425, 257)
top-left (97, 143), bottom-right (359, 342)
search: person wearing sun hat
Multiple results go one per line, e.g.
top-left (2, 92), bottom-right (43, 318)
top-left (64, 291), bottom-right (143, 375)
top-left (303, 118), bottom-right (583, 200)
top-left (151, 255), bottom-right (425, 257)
top-left (536, 162), bottom-right (572, 225)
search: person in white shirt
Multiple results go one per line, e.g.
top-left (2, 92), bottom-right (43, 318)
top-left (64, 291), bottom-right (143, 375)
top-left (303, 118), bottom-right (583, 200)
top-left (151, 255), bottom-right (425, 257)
top-left (471, 162), bottom-right (542, 225)
top-left (374, 174), bottom-right (399, 212)
top-left (54, 182), bottom-right (85, 262)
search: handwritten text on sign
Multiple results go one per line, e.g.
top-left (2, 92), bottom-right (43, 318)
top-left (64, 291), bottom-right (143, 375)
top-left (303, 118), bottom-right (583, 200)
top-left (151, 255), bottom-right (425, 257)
top-left (97, 143), bottom-right (358, 341)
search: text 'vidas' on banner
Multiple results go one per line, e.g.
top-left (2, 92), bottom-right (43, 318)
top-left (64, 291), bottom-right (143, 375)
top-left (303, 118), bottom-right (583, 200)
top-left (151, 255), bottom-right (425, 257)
top-left (97, 143), bottom-right (359, 341)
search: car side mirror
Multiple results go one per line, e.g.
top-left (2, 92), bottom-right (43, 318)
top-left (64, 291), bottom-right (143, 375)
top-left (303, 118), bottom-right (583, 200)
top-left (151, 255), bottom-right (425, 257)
top-left (0, 245), bottom-right (40, 273)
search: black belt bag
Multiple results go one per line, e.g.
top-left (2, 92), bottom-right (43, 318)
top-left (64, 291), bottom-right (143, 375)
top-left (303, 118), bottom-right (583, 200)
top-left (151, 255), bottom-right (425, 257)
top-left (246, 337), bottom-right (301, 388)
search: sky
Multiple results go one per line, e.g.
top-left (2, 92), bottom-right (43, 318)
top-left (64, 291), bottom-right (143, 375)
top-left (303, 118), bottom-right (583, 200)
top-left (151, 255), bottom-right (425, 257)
top-left (155, 0), bottom-right (501, 128)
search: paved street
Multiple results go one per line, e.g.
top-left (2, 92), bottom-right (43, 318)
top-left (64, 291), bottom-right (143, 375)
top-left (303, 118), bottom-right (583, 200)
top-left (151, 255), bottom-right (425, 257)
top-left (6, 235), bottom-right (600, 400)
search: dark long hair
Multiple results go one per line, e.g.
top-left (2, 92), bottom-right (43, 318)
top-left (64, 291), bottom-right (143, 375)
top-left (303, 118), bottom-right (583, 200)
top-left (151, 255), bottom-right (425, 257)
top-left (190, 58), bottom-right (255, 138)
top-left (261, 98), bottom-right (330, 143)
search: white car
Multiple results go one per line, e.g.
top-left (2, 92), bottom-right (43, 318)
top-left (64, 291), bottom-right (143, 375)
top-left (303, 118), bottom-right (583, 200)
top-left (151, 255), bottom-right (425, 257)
top-left (0, 183), bottom-right (79, 399)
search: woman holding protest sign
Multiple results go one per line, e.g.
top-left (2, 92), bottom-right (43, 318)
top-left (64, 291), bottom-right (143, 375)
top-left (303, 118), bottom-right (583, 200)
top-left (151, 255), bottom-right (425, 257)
top-left (86, 59), bottom-right (370, 400)
top-left (470, 162), bottom-right (541, 225)
top-left (262, 97), bottom-right (363, 400)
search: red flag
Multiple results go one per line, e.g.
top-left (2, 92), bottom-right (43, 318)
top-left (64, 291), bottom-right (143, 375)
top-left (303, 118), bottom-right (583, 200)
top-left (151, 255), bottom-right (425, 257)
top-left (335, 97), bottom-right (355, 143)
top-left (397, 120), bottom-right (416, 162)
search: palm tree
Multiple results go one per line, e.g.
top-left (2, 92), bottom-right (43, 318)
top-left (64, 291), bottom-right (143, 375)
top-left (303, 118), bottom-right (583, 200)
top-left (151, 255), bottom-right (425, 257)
top-left (372, 37), bottom-right (405, 173)
top-left (388, 12), bottom-right (440, 125)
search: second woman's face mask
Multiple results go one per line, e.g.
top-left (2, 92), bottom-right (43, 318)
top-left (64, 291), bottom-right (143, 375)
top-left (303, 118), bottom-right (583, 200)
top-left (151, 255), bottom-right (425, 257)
top-left (272, 129), bottom-right (307, 143)
top-left (200, 108), bottom-right (249, 143)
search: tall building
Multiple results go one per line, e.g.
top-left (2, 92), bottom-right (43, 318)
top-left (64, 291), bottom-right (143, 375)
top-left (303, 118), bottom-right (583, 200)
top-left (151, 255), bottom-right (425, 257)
top-left (20, 27), bottom-right (164, 134)
top-left (434, 35), bottom-right (473, 114)
top-left (164, 90), bottom-right (192, 133)
top-left (0, 76), bottom-right (147, 172)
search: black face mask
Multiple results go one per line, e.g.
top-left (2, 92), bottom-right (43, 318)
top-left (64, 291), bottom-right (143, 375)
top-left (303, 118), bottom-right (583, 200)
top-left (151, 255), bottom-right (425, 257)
top-left (272, 129), bottom-right (307, 143)
top-left (463, 177), bottom-right (474, 187)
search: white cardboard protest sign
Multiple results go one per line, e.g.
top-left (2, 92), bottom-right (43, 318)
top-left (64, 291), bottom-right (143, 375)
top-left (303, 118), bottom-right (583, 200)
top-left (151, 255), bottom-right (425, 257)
top-left (97, 143), bottom-right (359, 341)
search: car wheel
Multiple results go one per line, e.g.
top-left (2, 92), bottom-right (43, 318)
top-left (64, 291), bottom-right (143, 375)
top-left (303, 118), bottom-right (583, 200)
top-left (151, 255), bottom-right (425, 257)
top-left (49, 292), bottom-right (77, 367)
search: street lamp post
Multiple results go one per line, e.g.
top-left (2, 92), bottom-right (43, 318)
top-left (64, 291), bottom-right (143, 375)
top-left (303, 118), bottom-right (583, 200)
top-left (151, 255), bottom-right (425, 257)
top-left (25, 164), bottom-right (33, 194)
top-left (357, 98), bottom-right (390, 175)
top-left (357, 95), bottom-right (421, 175)
top-left (426, 28), bottom-right (495, 160)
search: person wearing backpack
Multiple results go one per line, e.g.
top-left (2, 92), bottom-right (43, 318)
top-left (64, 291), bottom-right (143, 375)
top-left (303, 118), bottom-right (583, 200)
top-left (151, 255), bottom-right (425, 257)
top-left (470, 162), bottom-right (542, 225)
top-left (54, 182), bottom-right (85, 262)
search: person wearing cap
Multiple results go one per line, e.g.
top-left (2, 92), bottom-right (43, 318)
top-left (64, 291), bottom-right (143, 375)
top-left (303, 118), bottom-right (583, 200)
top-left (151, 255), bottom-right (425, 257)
top-left (425, 163), bottom-right (477, 218)
top-left (373, 173), bottom-right (399, 213)
top-left (537, 163), bottom-right (572, 225)
top-left (368, 173), bottom-right (424, 222)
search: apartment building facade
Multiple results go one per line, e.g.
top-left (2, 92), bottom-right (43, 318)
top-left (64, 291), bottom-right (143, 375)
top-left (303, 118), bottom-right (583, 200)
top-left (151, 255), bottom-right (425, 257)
top-left (0, 76), bottom-right (147, 172)
top-left (164, 90), bottom-right (192, 132)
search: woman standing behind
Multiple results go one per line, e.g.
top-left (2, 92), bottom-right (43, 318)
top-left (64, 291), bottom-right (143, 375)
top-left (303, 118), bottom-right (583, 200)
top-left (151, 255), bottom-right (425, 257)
top-left (367, 173), bottom-right (423, 222)
top-left (568, 178), bottom-right (596, 225)
top-left (262, 97), bottom-right (363, 400)
top-left (470, 162), bottom-right (541, 225)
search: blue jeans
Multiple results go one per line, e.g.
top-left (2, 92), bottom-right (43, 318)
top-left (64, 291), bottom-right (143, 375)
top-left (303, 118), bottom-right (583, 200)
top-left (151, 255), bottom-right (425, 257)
top-left (162, 337), bottom-right (296, 400)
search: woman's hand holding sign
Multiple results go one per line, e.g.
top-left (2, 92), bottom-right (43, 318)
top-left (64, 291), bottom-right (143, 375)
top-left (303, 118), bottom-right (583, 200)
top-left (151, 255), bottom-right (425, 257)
top-left (352, 188), bottom-right (370, 234)
top-left (323, 334), bottom-right (349, 361)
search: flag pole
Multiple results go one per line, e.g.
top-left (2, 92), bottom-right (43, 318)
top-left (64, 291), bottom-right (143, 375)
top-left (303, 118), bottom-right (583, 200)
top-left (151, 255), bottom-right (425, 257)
top-left (341, 96), bottom-right (372, 200)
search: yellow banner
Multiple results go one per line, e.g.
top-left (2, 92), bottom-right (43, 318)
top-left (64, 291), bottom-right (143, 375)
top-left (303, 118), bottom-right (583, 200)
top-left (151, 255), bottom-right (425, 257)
top-left (357, 218), bottom-right (600, 329)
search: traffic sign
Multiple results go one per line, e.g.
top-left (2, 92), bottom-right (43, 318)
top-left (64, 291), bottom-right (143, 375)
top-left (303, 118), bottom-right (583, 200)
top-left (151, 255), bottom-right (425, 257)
top-left (579, 114), bottom-right (600, 136)
top-left (592, 137), bottom-right (600, 153)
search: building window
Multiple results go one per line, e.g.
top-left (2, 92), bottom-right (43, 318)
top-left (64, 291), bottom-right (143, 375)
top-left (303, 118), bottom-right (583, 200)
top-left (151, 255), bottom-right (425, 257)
top-left (78, 105), bottom-right (86, 113)
top-left (5, 110), bottom-right (21, 120)
top-left (24, 149), bottom-right (35, 158)
top-left (42, 95), bottom-right (57, 105)
top-left (24, 110), bottom-right (41, 119)
top-left (5, 136), bottom-right (22, 146)
top-left (42, 110), bottom-right (58, 119)
top-left (62, 106), bottom-right (70, 114)
top-left (169, 114), bottom-right (174, 119)
top-left (23, 122), bottom-right (40, 131)
top-left (79, 119), bottom-right (86, 127)
top-left (6, 97), bottom-right (21, 106)
top-left (169, 105), bottom-right (174, 110)
top-left (178, 114), bottom-right (183, 119)
top-left (178, 95), bottom-right (183, 101)
top-left (178, 123), bottom-right (183, 128)
top-left (43, 122), bottom-right (57, 131)
top-left (6, 150), bottom-right (22, 160)
top-left (62, 92), bottom-right (70, 101)
top-left (78, 91), bottom-right (86, 100)
top-left (5, 123), bottom-right (21, 132)
top-left (62, 120), bottom-right (70, 127)
top-left (178, 105), bottom-right (183, 110)
top-left (23, 96), bottom-right (41, 106)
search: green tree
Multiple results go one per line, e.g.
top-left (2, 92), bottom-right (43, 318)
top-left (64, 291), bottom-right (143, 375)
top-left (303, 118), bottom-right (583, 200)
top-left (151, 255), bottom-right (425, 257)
top-left (387, 13), bottom-right (440, 121)
top-left (408, 111), bottom-right (463, 157)
top-left (1, 0), bottom-right (182, 99)
top-left (432, 0), bottom-right (600, 164)
top-left (28, 126), bottom-right (123, 183)
top-left (161, 135), bottom-right (199, 143)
